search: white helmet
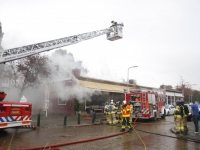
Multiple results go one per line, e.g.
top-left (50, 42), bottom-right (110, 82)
top-left (123, 100), bottom-right (126, 105)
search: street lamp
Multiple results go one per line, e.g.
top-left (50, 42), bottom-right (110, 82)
top-left (127, 66), bottom-right (138, 92)
top-left (190, 84), bottom-right (197, 103)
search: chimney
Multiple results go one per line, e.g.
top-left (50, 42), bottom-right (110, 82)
top-left (72, 69), bottom-right (81, 78)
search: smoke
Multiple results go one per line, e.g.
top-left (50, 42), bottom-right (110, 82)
top-left (0, 51), bottom-right (96, 115)
top-left (48, 50), bottom-right (95, 103)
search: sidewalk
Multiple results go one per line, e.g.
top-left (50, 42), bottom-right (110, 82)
top-left (30, 111), bottom-right (105, 128)
top-left (170, 121), bottom-right (200, 142)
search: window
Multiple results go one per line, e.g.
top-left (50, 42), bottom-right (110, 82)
top-left (25, 108), bottom-right (29, 112)
top-left (58, 97), bottom-right (66, 105)
top-left (0, 107), bottom-right (6, 113)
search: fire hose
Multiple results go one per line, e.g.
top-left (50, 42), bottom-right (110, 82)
top-left (12, 129), bottom-right (131, 150)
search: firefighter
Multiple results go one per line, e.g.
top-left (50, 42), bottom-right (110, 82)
top-left (183, 105), bottom-right (189, 133)
top-left (107, 100), bottom-right (117, 125)
top-left (0, 22), bottom-right (3, 37)
top-left (115, 101), bottom-right (122, 123)
top-left (174, 105), bottom-right (184, 134)
top-left (184, 106), bottom-right (189, 129)
top-left (120, 100), bottom-right (132, 132)
top-left (111, 21), bottom-right (118, 34)
top-left (104, 102), bottom-right (110, 124)
top-left (129, 100), bottom-right (134, 124)
top-left (176, 100), bottom-right (188, 133)
top-left (111, 99), bottom-right (116, 106)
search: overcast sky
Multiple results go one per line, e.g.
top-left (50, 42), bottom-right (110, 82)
top-left (1, 0), bottom-right (200, 90)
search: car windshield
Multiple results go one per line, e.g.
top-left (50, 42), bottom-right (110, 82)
top-left (165, 104), bottom-right (174, 109)
top-left (165, 105), bottom-right (169, 109)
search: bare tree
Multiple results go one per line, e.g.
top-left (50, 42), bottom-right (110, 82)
top-left (175, 76), bottom-right (191, 103)
top-left (4, 54), bottom-right (51, 100)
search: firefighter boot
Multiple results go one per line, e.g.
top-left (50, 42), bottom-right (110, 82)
top-left (128, 127), bottom-right (133, 132)
top-left (120, 129), bottom-right (125, 132)
top-left (184, 126), bottom-right (188, 135)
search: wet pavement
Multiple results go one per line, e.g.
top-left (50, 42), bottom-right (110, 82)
top-left (0, 113), bottom-right (199, 150)
top-left (170, 119), bottom-right (200, 142)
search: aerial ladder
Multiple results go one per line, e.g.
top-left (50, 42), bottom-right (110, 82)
top-left (0, 21), bottom-right (123, 64)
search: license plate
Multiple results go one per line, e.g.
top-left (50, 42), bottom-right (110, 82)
top-left (11, 110), bottom-right (20, 114)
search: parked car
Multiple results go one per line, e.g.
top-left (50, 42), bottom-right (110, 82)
top-left (198, 104), bottom-right (200, 115)
top-left (165, 104), bottom-right (175, 116)
top-left (184, 104), bottom-right (192, 121)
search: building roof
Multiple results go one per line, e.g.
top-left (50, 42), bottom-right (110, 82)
top-left (77, 76), bottom-right (183, 97)
top-left (78, 76), bottom-right (155, 93)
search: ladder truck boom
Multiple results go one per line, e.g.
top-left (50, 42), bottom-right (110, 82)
top-left (0, 21), bottom-right (123, 64)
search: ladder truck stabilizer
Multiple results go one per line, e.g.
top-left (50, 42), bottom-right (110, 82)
top-left (0, 22), bottom-right (123, 64)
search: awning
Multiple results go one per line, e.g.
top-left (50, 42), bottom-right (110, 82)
top-left (175, 93), bottom-right (184, 97)
top-left (79, 80), bottom-right (126, 93)
top-left (79, 80), bottom-right (99, 90)
top-left (166, 91), bottom-right (183, 97)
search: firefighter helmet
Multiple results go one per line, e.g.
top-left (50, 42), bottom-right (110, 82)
top-left (176, 106), bottom-right (180, 110)
top-left (123, 100), bottom-right (126, 105)
top-left (176, 100), bottom-right (184, 107)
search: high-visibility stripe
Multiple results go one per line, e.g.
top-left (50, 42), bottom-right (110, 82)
top-left (11, 104), bottom-right (29, 107)
top-left (23, 116), bottom-right (29, 121)
top-left (0, 116), bottom-right (30, 122)
top-left (2, 104), bottom-right (29, 107)
top-left (15, 116), bottom-right (21, 121)
top-left (3, 104), bottom-right (11, 106)
top-left (0, 117), bottom-right (4, 122)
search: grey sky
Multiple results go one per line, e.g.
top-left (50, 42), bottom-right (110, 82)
top-left (1, 0), bottom-right (200, 90)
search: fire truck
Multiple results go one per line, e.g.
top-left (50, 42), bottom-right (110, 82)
top-left (0, 92), bottom-right (32, 129)
top-left (0, 21), bottom-right (123, 128)
top-left (125, 89), bottom-right (166, 121)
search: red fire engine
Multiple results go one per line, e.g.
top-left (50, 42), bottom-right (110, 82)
top-left (125, 89), bottom-right (166, 121)
top-left (0, 92), bottom-right (32, 129)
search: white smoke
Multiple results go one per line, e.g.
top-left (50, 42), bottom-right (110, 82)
top-left (48, 50), bottom-right (95, 103)
top-left (0, 50), bottom-right (96, 114)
